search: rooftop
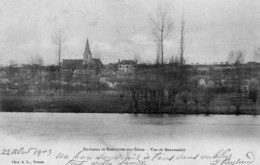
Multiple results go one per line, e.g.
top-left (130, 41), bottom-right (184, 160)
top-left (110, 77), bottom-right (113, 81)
top-left (118, 60), bottom-right (137, 65)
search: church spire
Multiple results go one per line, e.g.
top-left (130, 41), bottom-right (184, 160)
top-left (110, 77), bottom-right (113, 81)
top-left (83, 38), bottom-right (92, 64)
top-left (85, 39), bottom-right (92, 55)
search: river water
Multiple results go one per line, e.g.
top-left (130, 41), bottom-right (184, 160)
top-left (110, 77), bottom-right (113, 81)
top-left (0, 113), bottom-right (259, 144)
top-left (0, 113), bottom-right (259, 164)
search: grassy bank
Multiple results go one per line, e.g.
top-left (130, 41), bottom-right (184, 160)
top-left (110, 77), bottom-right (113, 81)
top-left (0, 93), bottom-right (127, 113)
top-left (0, 93), bottom-right (259, 115)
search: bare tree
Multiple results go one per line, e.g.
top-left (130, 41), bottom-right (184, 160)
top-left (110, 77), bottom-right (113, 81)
top-left (227, 50), bottom-right (245, 114)
top-left (179, 11), bottom-right (185, 65)
top-left (52, 30), bottom-right (66, 93)
top-left (30, 53), bottom-right (44, 66)
top-left (151, 5), bottom-right (174, 65)
top-left (52, 30), bottom-right (66, 71)
top-left (168, 56), bottom-right (179, 65)
top-left (34, 54), bottom-right (44, 66)
top-left (228, 50), bottom-right (245, 67)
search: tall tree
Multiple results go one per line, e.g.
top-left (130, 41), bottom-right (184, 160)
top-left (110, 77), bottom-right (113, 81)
top-left (52, 30), bottom-right (66, 72)
top-left (179, 11), bottom-right (185, 65)
top-left (52, 30), bottom-right (66, 93)
top-left (151, 5), bottom-right (174, 65)
top-left (227, 50), bottom-right (245, 114)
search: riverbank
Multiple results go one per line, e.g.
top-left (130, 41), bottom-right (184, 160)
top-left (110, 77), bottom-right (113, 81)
top-left (0, 93), bottom-right (259, 115)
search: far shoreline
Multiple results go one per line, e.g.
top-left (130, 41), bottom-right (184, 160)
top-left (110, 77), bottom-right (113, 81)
top-left (0, 111), bottom-right (259, 116)
top-left (1, 93), bottom-right (259, 115)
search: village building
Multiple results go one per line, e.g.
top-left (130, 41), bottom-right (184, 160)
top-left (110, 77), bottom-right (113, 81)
top-left (62, 39), bottom-right (105, 74)
top-left (118, 60), bottom-right (137, 73)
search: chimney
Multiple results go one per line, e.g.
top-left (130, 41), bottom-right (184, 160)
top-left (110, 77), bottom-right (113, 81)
top-left (118, 59), bottom-right (121, 63)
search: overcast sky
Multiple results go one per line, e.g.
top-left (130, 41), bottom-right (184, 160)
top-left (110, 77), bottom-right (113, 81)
top-left (1, 0), bottom-right (260, 65)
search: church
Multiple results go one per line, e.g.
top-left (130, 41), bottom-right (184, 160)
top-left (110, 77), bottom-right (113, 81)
top-left (62, 39), bottom-right (104, 74)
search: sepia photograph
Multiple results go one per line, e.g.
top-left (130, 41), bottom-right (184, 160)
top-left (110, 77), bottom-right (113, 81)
top-left (0, 0), bottom-right (259, 164)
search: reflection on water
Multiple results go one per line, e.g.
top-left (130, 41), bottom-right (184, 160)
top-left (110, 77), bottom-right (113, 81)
top-left (0, 113), bottom-right (259, 145)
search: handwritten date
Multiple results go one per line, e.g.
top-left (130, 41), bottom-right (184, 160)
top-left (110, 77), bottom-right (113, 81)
top-left (1, 147), bottom-right (52, 157)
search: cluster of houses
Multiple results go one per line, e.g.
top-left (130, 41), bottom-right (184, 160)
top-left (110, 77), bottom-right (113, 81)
top-left (0, 39), bottom-right (137, 94)
top-left (195, 64), bottom-right (258, 93)
top-left (0, 38), bottom-right (259, 95)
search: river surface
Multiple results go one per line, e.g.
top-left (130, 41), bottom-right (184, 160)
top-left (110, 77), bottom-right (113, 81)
top-left (0, 113), bottom-right (259, 145)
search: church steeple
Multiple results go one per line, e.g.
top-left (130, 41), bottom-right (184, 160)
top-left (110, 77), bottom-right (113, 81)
top-left (83, 38), bottom-right (92, 64)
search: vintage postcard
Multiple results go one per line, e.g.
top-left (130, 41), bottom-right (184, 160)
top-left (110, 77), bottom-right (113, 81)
top-left (0, 0), bottom-right (259, 164)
